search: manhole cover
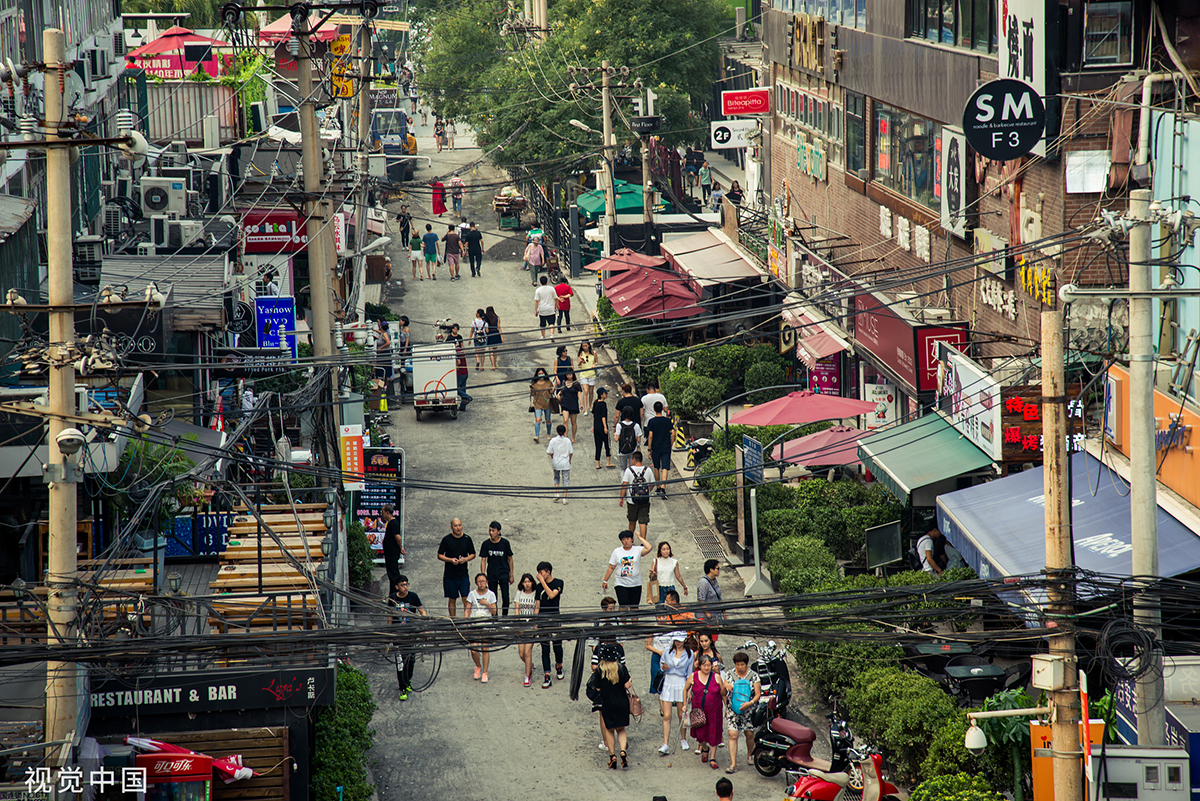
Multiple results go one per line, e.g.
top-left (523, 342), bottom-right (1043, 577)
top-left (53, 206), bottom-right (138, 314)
top-left (691, 527), bottom-right (725, 561)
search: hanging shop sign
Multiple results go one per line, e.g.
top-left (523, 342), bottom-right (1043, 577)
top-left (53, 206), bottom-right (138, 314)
top-left (241, 210), bottom-right (309, 254)
top-left (853, 294), bottom-right (967, 394)
top-left (864, 382), bottom-right (897, 429)
top-left (935, 342), bottom-right (1002, 461)
top-left (254, 296), bottom-right (297, 359)
top-left (720, 87), bottom-right (771, 116)
top-left (1018, 255), bottom-right (1056, 307)
top-left (340, 424), bottom-right (365, 490)
top-left (999, 385), bottom-right (1085, 463)
top-left (996, 0), bottom-right (1046, 157)
top-left (796, 138), bottom-right (827, 181)
top-left (90, 665), bottom-right (336, 715)
top-left (779, 314), bottom-right (798, 355)
top-left (940, 127), bottom-right (969, 238)
top-left (962, 78), bottom-right (1045, 161)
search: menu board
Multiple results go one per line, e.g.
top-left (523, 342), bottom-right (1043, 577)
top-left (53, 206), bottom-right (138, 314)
top-left (352, 449), bottom-right (403, 557)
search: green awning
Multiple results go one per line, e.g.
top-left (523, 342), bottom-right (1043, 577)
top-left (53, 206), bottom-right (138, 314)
top-left (857, 414), bottom-right (994, 503)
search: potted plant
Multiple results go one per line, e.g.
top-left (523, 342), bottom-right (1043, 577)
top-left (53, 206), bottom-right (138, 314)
top-left (661, 371), bottom-right (723, 439)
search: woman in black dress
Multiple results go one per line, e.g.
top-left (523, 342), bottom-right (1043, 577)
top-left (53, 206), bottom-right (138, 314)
top-left (595, 644), bottom-right (632, 769)
top-left (554, 345), bottom-right (573, 386)
top-left (557, 371), bottom-right (582, 442)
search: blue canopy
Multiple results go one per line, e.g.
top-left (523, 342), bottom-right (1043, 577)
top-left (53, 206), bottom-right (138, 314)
top-left (937, 453), bottom-right (1200, 580)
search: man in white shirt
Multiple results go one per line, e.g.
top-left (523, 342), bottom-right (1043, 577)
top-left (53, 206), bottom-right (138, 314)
top-left (601, 529), bottom-right (653, 612)
top-left (534, 275), bottom-right (558, 339)
top-left (546, 423), bottom-right (574, 504)
top-left (916, 528), bottom-right (945, 576)
top-left (618, 451), bottom-right (653, 539)
top-left (640, 379), bottom-right (667, 435)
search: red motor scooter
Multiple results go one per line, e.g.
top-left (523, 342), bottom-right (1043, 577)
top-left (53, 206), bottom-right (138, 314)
top-left (785, 748), bottom-right (901, 801)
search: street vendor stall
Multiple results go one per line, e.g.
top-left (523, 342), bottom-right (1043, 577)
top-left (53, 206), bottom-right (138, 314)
top-left (492, 187), bottom-right (528, 229)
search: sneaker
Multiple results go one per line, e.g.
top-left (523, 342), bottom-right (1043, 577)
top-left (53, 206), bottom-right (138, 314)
top-left (481, 673), bottom-right (489, 683)
top-left (556, 665), bottom-right (565, 681)
top-left (658, 744), bottom-right (671, 756)
top-left (524, 676), bottom-right (532, 687)
top-left (473, 667), bottom-right (481, 680)
top-left (681, 739), bottom-right (689, 751)
top-left (399, 691), bottom-right (408, 701)
top-left (432, 275), bottom-right (437, 280)
top-left (561, 498), bottom-right (568, 505)
top-left (718, 742), bottom-right (726, 748)
top-left (542, 675), bottom-right (552, 689)
top-left (598, 742), bottom-right (608, 750)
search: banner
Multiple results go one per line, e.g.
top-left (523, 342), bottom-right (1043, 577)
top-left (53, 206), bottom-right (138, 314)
top-left (339, 424), bottom-right (364, 490)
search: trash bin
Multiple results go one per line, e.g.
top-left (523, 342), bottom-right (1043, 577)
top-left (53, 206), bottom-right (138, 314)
top-left (132, 530), bottom-right (166, 591)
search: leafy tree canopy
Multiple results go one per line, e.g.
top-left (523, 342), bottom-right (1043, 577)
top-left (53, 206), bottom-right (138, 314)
top-left (419, 0), bottom-right (723, 167)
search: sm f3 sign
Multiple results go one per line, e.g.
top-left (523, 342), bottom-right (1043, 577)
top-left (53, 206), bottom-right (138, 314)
top-left (961, 78), bottom-right (1045, 161)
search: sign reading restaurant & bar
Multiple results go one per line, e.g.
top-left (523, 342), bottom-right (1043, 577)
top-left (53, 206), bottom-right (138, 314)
top-left (90, 665), bottom-right (336, 716)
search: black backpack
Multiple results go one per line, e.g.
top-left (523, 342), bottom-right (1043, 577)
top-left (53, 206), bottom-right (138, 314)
top-left (618, 421), bottom-right (638, 454)
top-left (906, 544), bottom-right (923, 572)
top-left (629, 466), bottom-right (651, 503)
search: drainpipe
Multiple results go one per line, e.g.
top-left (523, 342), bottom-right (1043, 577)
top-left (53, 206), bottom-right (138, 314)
top-left (1135, 72), bottom-right (1183, 167)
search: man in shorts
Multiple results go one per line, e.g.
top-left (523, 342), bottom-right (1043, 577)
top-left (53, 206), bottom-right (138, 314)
top-left (645, 401), bottom-right (674, 498)
top-left (421, 223), bottom-right (441, 280)
top-left (437, 517), bottom-right (476, 618)
top-left (442, 224), bottom-right (462, 281)
top-left (618, 450), bottom-right (652, 539)
top-left (534, 275), bottom-right (557, 339)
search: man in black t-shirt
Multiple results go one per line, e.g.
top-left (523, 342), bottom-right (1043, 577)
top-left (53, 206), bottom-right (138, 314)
top-left (535, 560), bottom-right (565, 689)
top-left (480, 521), bottom-right (514, 616)
top-left (381, 503), bottom-right (404, 591)
top-left (645, 401), bottom-right (674, 498)
top-left (437, 518), bottom-right (476, 618)
top-left (462, 221), bottom-right (484, 277)
top-left (613, 383), bottom-right (642, 431)
top-left (389, 574), bottom-right (426, 699)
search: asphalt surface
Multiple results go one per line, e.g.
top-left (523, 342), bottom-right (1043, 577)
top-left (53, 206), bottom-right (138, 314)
top-left (356, 119), bottom-right (803, 801)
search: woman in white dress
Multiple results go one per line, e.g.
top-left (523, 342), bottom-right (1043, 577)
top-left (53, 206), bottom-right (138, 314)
top-left (465, 573), bottom-right (497, 683)
top-left (649, 632), bottom-right (693, 755)
top-left (513, 573), bottom-right (539, 687)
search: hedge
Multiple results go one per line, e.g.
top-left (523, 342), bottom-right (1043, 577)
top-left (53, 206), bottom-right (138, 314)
top-left (765, 535), bottom-right (839, 594)
top-left (745, 362), bottom-right (787, 404)
top-left (909, 774), bottom-right (1005, 801)
top-left (312, 663), bottom-right (378, 801)
top-left (845, 666), bottom-right (958, 782)
top-left (691, 344), bottom-right (749, 394)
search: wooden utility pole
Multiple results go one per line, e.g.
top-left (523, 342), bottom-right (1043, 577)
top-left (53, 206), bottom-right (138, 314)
top-left (1042, 308), bottom-right (1082, 801)
top-left (600, 61), bottom-right (616, 255)
top-left (356, 24), bottom-right (373, 325)
top-left (297, 15), bottom-right (335, 360)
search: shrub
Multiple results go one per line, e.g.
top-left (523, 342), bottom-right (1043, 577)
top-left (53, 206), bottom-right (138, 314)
top-left (758, 508), bottom-right (818, 554)
top-left (364, 302), bottom-right (398, 321)
top-left (697, 449), bottom-right (737, 521)
top-left (766, 535), bottom-right (838, 594)
top-left (628, 344), bottom-right (675, 380)
top-left (661, 371), bottom-right (724, 420)
top-left (692, 344), bottom-right (748, 394)
top-left (596, 295), bottom-right (615, 319)
top-left (312, 662), bottom-right (378, 801)
top-left (271, 470), bottom-right (316, 504)
top-left (922, 713), bottom-right (1014, 793)
top-left (746, 342), bottom-right (787, 370)
top-left (790, 626), bottom-right (902, 699)
top-left (745, 361), bottom-right (786, 404)
top-left (347, 521), bottom-right (374, 588)
top-left (845, 666), bottom-right (958, 782)
top-left (909, 774), bottom-right (1004, 801)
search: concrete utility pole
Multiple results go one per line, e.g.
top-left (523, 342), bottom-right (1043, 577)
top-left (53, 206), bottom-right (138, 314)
top-left (600, 61), bottom-right (616, 255)
top-left (642, 135), bottom-right (653, 230)
top-left (356, 24), bottom-right (373, 326)
top-left (297, 18), bottom-right (335, 360)
top-left (43, 27), bottom-right (79, 747)
top-left (1041, 308), bottom-right (1082, 801)
top-left (1128, 187), bottom-right (1165, 744)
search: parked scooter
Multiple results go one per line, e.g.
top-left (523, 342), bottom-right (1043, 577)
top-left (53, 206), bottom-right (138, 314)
top-left (785, 748), bottom-right (901, 801)
top-left (753, 707), bottom-right (857, 782)
top-left (740, 640), bottom-right (791, 719)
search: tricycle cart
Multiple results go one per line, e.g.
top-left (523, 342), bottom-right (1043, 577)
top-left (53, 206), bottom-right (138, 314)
top-left (411, 343), bottom-right (459, 421)
top-left (493, 194), bottom-right (528, 229)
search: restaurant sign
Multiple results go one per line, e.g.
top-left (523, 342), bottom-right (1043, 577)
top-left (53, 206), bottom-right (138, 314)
top-left (999, 385), bottom-right (1085, 462)
top-left (90, 665), bottom-right (336, 716)
top-left (935, 342), bottom-right (1002, 460)
top-left (853, 294), bottom-right (967, 393)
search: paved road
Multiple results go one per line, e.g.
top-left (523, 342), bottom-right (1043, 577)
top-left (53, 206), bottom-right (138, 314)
top-left (357, 121), bottom-right (794, 801)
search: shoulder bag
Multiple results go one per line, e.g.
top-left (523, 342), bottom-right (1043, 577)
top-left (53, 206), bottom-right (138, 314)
top-left (628, 687), bottom-right (644, 719)
top-left (645, 557), bottom-right (659, 605)
top-left (688, 672), bottom-right (711, 729)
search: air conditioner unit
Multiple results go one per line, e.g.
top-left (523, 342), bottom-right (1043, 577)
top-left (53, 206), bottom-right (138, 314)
top-left (103, 203), bottom-right (123, 239)
top-left (895, 292), bottom-right (921, 309)
top-left (186, 190), bottom-right (202, 218)
top-left (920, 308), bottom-right (952, 323)
top-left (151, 214), bottom-right (171, 248)
top-left (137, 242), bottom-right (156, 257)
top-left (140, 177), bottom-right (188, 217)
top-left (73, 55), bottom-right (92, 91)
top-left (112, 32), bottom-right (126, 57)
top-left (159, 166), bottom-right (194, 191)
top-left (249, 101), bottom-right (267, 133)
top-left (207, 162), bottom-right (230, 212)
top-left (115, 171), bottom-right (133, 200)
top-left (88, 48), bottom-right (111, 79)
top-left (74, 235), bottom-right (107, 263)
top-left (175, 220), bottom-right (204, 247)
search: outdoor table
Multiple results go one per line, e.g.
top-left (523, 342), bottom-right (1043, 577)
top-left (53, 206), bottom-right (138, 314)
top-left (904, 642), bottom-right (972, 676)
top-left (944, 664), bottom-right (1004, 680)
top-left (946, 663), bottom-right (1006, 707)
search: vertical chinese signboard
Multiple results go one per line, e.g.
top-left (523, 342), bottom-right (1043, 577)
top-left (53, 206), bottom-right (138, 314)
top-left (934, 342), bottom-right (1003, 461)
top-left (339, 424), bottom-right (364, 490)
top-left (352, 449), bottom-right (404, 558)
top-left (997, 0), bottom-right (1046, 157)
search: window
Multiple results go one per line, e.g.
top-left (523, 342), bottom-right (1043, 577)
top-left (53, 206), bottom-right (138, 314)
top-left (778, 80), bottom-right (844, 167)
top-left (874, 102), bottom-right (940, 209)
top-left (1083, 2), bottom-right (1133, 67)
top-left (798, 0), bottom-right (867, 29)
top-left (846, 92), bottom-right (865, 175)
top-left (909, 0), bottom-right (995, 53)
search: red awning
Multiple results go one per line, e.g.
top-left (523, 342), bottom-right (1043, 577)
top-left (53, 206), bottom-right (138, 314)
top-left (259, 12), bottom-right (340, 43)
top-left (128, 27), bottom-right (226, 58)
top-left (584, 248), bottom-right (667, 272)
top-left (796, 327), bottom-right (846, 370)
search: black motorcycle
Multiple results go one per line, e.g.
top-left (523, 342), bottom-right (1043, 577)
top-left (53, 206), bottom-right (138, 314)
top-left (740, 640), bottom-right (791, 719)
top-left (753, 706), bottom-right (864, 790)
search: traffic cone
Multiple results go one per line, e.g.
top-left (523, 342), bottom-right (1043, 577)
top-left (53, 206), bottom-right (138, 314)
top-left (673, 427), bottom-right (688, 451)
top-left (686, 448), bottom-right (696, 470)
top-left (380, 394), bottom-right (389, 412)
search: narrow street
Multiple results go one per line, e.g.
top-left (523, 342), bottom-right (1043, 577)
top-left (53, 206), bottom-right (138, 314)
top-left (356, 123), bottom-right (784, 800)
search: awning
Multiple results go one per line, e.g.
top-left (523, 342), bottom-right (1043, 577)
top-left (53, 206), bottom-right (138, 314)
top-left (937, 452), bottom-right (1200, 580)
top-left (782, 296), bottom-right (852, 369)
top-left (858, 414), bottom-right (994, 503)
top-left (660, 230), bottom-right (762, 287)
top-left (259, 12), bottom-right (339, 43)
top-left (796, 323), bottom-right (846, 369)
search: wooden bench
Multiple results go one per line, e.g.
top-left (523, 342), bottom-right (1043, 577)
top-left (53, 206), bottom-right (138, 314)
top-left (79, 557), bottom-right (153, 570)
top-left (205, 593), bottom-right (321, 633)
top-left (80, 568), bottom-right (155, 594)
top-left (233, 502), bottom-right (328, 513)
top-left (229, 512), bottom-right (326, 527)
top-left (223, 535), bottom-right (325, 562)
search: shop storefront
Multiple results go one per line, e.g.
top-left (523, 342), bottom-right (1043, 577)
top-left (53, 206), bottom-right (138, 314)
top-left (857, 414), bottom-right (995, 507)
top-left (780, 297), bottom-right (852, 397)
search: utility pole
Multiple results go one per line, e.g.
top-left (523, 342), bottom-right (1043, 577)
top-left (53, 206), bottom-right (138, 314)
top-left (1042, 308), bottom-right (1082, 801)
top-left (642, 134), bottom-right (653, 231)
top-left (297, 16), bottom-right (335, 360)
top-left (1128, 187), bottom-right (1165, 744)
top-left (533, 0), bottom-right (548, 40)
top-left (355, 24), bottom-right (373, 326)
top-left (43, 27), bottom-right (79, 747)
top-left (600, 61), bottom-right (616, 256)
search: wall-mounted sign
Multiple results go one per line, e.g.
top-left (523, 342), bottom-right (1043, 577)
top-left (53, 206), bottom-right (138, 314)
top-left (255, 296), bottom-right (297, 358)
top-left (1000, 385), bottom-right (1084, 462)
top-left (90, 665), bottom-right (336, 715)
top-left (340, 424), bottom-right (365, 490)
top-left (788, 13), bottom-right (825, 73)
top-left (353, 448), bottom-right (403, 554)
top-left (996, 0), bottom-right (1046, 158)
top-left (796, 139), bottom-right (827, 180)
top-left (768, 243), bottom-right (784, 278)
top-left (809, 354), bottom-right (841, 395)
top-left (962, 78), bottom-right (1045, 161)
top-left (241, 210), bottom-right (308, 254)
top-left (864, 382), bottom-right (897, 430)
top-left (979, 278), bottom-right (1018, 321)
top-left (853, 294), bottom-right (968, 394)
top-left (1018, 256), bottom-right (1056, 307)
top-left (935, 342), bottom-right (1002, 460)
top-left (779, 315), bottom-right (798, 355)
top-left (212, 347), bottom-right (292, 379)
top-left (940, 126), bottom-right (969, 237)
top-left (720, 87), bottom-right (771, 116)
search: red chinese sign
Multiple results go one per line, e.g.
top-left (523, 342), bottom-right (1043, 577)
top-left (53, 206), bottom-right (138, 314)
top-left (853, 294), bottom-right (967, 393)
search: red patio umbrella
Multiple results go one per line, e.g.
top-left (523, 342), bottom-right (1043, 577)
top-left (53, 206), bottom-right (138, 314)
top-left (729, 390), bottom-right (878, 427)
top-left (603, 265), bottom-right (686, 295)
top-left (771, 425), bottom-right (871, 467)
top-left (128, 27), bottom-right (226, 58)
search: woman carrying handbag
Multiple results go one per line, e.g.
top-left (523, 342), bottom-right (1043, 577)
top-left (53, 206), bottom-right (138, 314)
top-left (685, 654), bottom-right (725, 769)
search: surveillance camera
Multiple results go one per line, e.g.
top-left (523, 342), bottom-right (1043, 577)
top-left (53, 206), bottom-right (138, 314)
top-left (964, 723), bottom-right (987, 756)
top-left (56, 428), bottom-right (86, 457)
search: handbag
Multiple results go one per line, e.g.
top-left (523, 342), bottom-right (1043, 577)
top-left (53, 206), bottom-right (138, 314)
top-left (628, 688), bottom-right (644, 719)
top-left (528, 405), bottom-right (535, 413)
top-left (651, 669), bottom-right (665, 695)
top-left (548, 395), bottom-right (560, 414)
top-left (688, 672), bottom-right (712, 729)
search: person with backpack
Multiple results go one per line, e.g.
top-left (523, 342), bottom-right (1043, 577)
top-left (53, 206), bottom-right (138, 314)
top-left (645, 401), bottom-right (674, 498)
top-left (721, 651), bottom-right (762, 774)
top-left (619, 451), bottom-right (653, 539)
top-left (615, 407), bottom-right (643, 474)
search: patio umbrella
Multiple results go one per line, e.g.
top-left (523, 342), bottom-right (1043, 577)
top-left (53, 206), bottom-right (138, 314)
top-left (126, 737), bottom-right (258, 784)
top-left (576, 180), bottom-right (673, 220)
top-left (729, 390), bottom-right (878, 427)
top-left (603, 266), bottom-right (686, 297)
top-left (128, 26), bottom-right (225, 58)
top-left (771, 425), bottom-right (871, 467)
top-left (608, 280), bottom-right (699, 312)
